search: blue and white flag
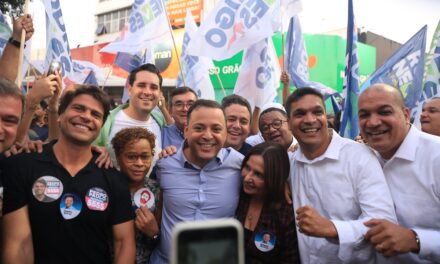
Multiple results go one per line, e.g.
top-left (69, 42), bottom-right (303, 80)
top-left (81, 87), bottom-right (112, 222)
top-left (234, 38), bottom-right (280, 110)
top-left (360, 25), bottom-right (427, 117)
top-left (83, 70), bottom-right (99, 86)
top-left (413, 20), bottom-right (440, 126)
top-left (284, 16), bottom-right (338, 99)
top-left (114, 52), bottom-right (143, 72)
top-left (72, 59), bottom-right (105, 81)
top-left (187, 0), bottom-right (289, 60)
top-left (42, 0), bottom-right (77, 87)
top-left (0, 13), bottom-right (11, 56)
top-left (340, 0), bottom-right (360, 139)
top-left (100, 0), bottom-right (169, 54)
top-left (177, 10), bottom-right (215, 100)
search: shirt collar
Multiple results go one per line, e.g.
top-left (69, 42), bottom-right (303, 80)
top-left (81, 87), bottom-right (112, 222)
top-left (388, 125), bottom-right (419, 162)
top-left (295, 129), bottom-right (340, 163)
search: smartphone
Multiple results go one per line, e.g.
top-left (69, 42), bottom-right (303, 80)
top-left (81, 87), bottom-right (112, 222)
top-left (171, 219), bottom-right (244, 264)
top-left (48, 60), bottom-right (61, 75)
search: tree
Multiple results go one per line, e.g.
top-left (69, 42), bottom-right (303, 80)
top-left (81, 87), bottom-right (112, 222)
top-left (0, 0), bottom-right (26, 17)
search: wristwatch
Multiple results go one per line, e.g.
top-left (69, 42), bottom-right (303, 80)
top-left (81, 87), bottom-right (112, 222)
top-left (8, 37), bottom-right (24, 48)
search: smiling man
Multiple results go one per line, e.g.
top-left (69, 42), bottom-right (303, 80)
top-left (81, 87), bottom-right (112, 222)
top-left (150, 100), bottom-right (243, 263)
top-left (2, 86), bottom-right (135, 263)
top-left (259, 106), bottom-right (297, 151)
top-left (285, 87), bottom-right (396, 264)
top-left (420, 97), bottom-right (440, 136)
top-left (95, 63), bottom-right (165, 170)
top-left (358, 84), bottom-right (440, 263)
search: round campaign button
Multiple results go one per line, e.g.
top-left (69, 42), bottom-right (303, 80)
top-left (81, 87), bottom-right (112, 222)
top-left (133, 187), bottom-right (155, 210)
top-left (60, 193), bottom-right (82, 220)
top-left (32, 176), bottom-right (63, 203)
top-left (255, 231), bottom-right (276, 252)
top-left (85, 187), bottom-right (109, 211)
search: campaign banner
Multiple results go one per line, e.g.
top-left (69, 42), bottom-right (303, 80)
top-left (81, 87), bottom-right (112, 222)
top-left (187, 0), bottom-right (286, 60)
top-left (72, 59), bottom-right (105, 81)
top-left (0, 13), bottom-right (11, 56)
top-left (234, 38), bottom-right (280, 110)
top-left (360, 25), bottom-right (427, 117)
top-left (100, 0), bottom-right (169, 54)
top-left (177, 10), bottom-right (215, 100)
top-left (413, 20), bottom-right (440, 125)
top-left (340, 0), bottom-right (360, 139)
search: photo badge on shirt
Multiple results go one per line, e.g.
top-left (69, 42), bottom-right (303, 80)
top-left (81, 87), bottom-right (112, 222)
top-left (60, 193), bottom-right (82, 220)
top-left (85, 187), bottom-right (109, 211)
top-left (133, 187), bottom-right (155, 210)
top-left (255, 231), bottom-right (276, 252)
top-left (32, 176), bottom-right (63, 203)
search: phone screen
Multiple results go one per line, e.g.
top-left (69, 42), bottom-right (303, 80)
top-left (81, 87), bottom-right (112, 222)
top-left (177, 226), bottom-right (239, 264)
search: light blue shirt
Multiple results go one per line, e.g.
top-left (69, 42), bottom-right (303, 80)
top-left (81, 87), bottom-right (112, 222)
top-left (150, 146), bottom-right (244, 264)
top-left (161, 124), bottom-right (184, 149)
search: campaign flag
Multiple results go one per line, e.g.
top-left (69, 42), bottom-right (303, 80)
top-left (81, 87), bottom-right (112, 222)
top-left (331, 94), bottom-right (342, 115)
top-left (0, 13), bottom-right (12, 56)
top-left (339, 0), bottom-right (360, 139)
top-left (82, 71), bottom-right (99, 86)
top-left (234, 38), bottom-right (281, 110)
top-left (42, 0), bottom-right (77, 87)
top-left (187, 0), bottom-right (295, 60)
top-left (284, 16), bottom-right (338, 99)
top-left (413, 20), bottom-right (440, 126)
top-left (114, 52), bottom-right (143, 72)
top-left (177, 10), bottom-right (215, 100)
top-left (360, 25), bottom-right (427, 117)
top-left (100, 0), bottom-right (169, 54)
top-left (72, 60), bottom-right (105, 81)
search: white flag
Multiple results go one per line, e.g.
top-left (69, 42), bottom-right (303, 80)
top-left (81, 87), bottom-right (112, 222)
top-left (234, 38), bottom-right (280, 110)
top-left (177, 10), bottom-right (215, 100)
top-left (100, 0), bottom-right (169, 54)
top-left (187, 0), bottom-right (281, 60)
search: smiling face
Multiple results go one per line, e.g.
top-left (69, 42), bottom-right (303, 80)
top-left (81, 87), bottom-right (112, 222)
top-left (0, 96), bottom-right (22, 153)
top-left (65, 196), bottom-right (73, 208)
top-left (170, 91), bottom-right (197, 130)
top-left (288, 94), bottom-right (330, 159)
top-left (241, 154), bottom-right (266, 197)
top-left (58, 94), bottom-right (104, 146)
top-left (33, 181), bottom-right (46, 197)
top-left (117, 139), bottom-right (153, 184)
top-left (420, 98), bottom-right (440, 136)
top-left (259, 110), bottom-right (292, 150)
top-left (184, 107), bottom-right (227, 168)
top-left (358, 85), bottom-right (410, 159)
top-left (128, 70), bottom-right (162, 118)
top-left (224, 104), bottom-right (251, 150)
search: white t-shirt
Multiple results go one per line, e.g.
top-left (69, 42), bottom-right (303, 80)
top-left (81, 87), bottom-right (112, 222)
top-left (290, 131), bottom-right (396, 264)
top-left (108, 110), bottom-right (162, 174)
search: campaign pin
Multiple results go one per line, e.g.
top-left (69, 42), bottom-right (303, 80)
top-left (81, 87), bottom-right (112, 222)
top-left (85, 187), bottom-right (109, 211)
top-left (254, 231), bottom-right (276, 252)
top-left (133, 187), bottom-right (155, 210)
top-left (60, 193), bottom-right (82, 220)
top-left (32, 176), bottom-right (63, 203)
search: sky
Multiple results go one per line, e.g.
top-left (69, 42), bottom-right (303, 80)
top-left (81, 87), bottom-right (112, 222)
top-left (28, 0), bottom-right (440, 52)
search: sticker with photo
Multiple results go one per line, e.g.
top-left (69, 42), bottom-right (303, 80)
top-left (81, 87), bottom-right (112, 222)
top-left (60, 193), bottom-right (82, 220)
top-left (85, 187), bottom-right (109, 211)
top-left (133, 187), bottom-right (155, 210)
top-left (32, 176), bottom-right (63, 203)
top-left (254, 231), bottom-right (276, 252)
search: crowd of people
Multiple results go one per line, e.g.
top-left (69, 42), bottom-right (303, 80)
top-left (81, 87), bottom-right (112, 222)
top-left (0, 14), bottom-right (439, 264)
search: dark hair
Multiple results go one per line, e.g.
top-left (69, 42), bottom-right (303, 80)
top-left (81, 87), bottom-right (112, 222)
top-left (128, 63), bottom-right (162, 87)
top-left (241, 142), bottom-right (289, 204)
top-left (187, 99), bottom-right (225, 123)
top-left (221, 94), bottom-right (252, 119)
top-left (58, 85), bottom-right (111, 123)
top-left (170, 86), bottom-right (198, 102)
top-left (0, 77), bottom-right (25, 114)
top-left (285, 87), bottom-right (325, 118)
top-left (35, 178), bottom-right (47, 186)
top-left (111, 127), bottom-right (156, 158)
top-left (258, 107), bottom-right (288, 131)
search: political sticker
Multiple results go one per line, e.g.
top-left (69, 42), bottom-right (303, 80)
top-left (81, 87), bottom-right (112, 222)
top-left (133, 188), bottom-right (155, 210)
top-left (32, 176), bottom-right (63, 203)
top-left (85, 187), bottom-right (109, 211)
top-left (60, 193), bottom-right (82, 220)
top-left (255, 231), bottom-right (276, 252)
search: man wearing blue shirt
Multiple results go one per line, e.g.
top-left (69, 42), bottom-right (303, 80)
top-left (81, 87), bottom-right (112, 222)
top-left (161, 87), bottom-right (198, 149)
top-left (150, 100), bottom-right (243, 263)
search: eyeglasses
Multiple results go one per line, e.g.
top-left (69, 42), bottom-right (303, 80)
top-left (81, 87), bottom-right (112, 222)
top-left (173, 101), bottom-right (195, 110)
top-left (260, 119), bottom-right (287, 133)
top-left (124, 154), bottom-right (152, 163)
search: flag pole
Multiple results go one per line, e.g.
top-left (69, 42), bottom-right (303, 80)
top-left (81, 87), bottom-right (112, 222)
top-left (281, 0), bottom-right (285, 71)
top-left (214, 68), bottom-right (226, 96)
top-left (101, 64), bottom-right (113, 90)
top-left (162, 1), bottom-right (186, 87)
top-left (15, 0), bottom-right (30, 88)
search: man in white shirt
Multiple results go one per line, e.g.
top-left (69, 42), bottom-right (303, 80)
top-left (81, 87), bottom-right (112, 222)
top-left (420, 97), bottom-right (440, 136)
top-left (359, 83), bottom-right (440, 263)
top-left (94, 64), bottom-right (165, 170)
top-left (285, 87), bottom-right (396, 264)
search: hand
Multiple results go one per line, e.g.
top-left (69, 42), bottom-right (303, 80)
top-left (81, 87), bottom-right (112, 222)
top-left (27, 74), bottom-right (60, 106)
top-left (158, 95), bottom-right (166, 109)
top-left (280, 71), bottom-right (290, 87)
top-left (4, 140), bottom-right (44, 157)
top-left (364, 219), bottom-right (419, 257)
top-left (48, 71), bottom-right (62, 108)
top-left (12, 14), bottom-right (34, 41)
top-left (135, 206), bottom-right (159, 238)
top-left (159, 145), bottom-right (177, 159)
top-left (284, 182), bottom-right (292, 205)
top-left (296, 205), bottom-right (338, 238)
top-left (92, 146), bottom-right (113, 169)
